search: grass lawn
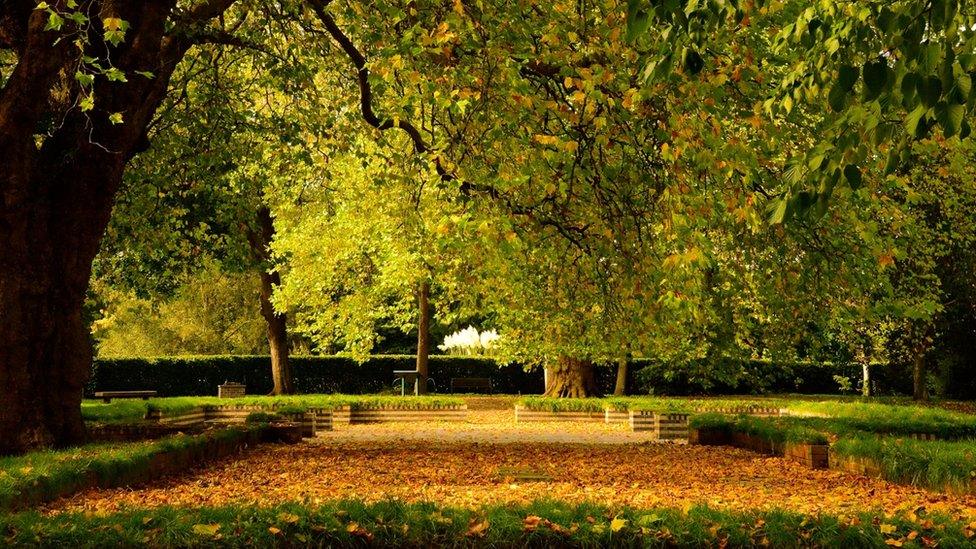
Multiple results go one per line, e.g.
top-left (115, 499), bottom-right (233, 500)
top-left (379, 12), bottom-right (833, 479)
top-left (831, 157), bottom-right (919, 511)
top-left (6, 500), bottom-right (976, 547)
top-left (0, 428), bottom-right (257, 511)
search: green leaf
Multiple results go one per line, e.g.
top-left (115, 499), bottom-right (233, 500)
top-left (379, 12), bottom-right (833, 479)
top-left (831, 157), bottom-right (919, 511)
top-left (837, 65), bottom-right (858, 92)
top-left (768, 197), bottom-right (789, 225)
top-left (625, 0), bottom-right (650, 42)
top-left (862, 60), bottom-right (888, 100)
top-left (44, 12), bottom-right (63, 31)
top-left (74, 71), bottom-right (94, 87)
top-left (828, 84), bottom-right (847, 112)
top-left (104, 67), bottom-right (127, 82)
top-left (905, 105), bottom-right (927, 137)
top-left (683, 48), bottom-right (704, 75)
top-left (843, 164), bottom-right (862, 189)
top-left (919, 76), bottom-right (942, 108)
top-left (79, 94), bottom-right (94, 112)
top-left (935, 102), bottom-right (964, 137)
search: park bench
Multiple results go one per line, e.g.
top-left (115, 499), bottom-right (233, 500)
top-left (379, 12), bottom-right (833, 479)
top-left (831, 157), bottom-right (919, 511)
top-left (94, 390), bottom-right (157, 403)
top-left (450, 377), bottom-right (493, 394)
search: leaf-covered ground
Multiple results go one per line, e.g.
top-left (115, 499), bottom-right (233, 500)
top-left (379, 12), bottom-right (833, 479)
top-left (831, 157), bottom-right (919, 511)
top-left (45, 411), bottom-right (976, 520)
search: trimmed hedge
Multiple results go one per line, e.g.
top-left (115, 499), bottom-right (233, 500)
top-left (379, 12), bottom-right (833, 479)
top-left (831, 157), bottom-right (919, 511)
top-left (87, 355), bottom-right (545, 397)
top-left (88, 355), bottom-right (908, 398)
top-left (633, 357), bottom-right (909, 396)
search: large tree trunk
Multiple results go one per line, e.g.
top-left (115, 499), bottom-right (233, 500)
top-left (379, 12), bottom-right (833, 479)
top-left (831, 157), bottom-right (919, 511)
top-left (415, 280), bottom-right (431, 395)
top-left (0, 1), bottom-right (230, 454)
top-left (543, 356), bottom-right (600, 398)
top-left (250, 207), bottom-right (293, 395)
top-left (613, 358), bottom-right (628, 396)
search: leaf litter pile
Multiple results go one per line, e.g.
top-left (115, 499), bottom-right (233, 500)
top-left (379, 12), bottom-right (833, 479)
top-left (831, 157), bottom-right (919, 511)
top-left (46, 438), bottom-right (976, 520)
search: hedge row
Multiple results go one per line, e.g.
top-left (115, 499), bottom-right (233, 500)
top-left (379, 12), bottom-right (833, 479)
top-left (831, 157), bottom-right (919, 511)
top-left (87, 355), bottom-right (544, 397)
top-left (87, 355), bottom-right (906, 398)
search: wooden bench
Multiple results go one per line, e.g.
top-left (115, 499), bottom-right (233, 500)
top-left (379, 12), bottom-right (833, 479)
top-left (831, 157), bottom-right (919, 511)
top-left (94, 390), bottom-right (157, 403)
top-left (450, 377), bottom-right (492, 393)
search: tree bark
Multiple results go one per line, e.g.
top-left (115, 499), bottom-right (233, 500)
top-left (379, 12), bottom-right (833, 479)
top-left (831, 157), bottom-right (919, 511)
top-left (613, 358), bottom-right (628, 396)
top-left (913, 351), bottom-right (928, 401)
top-left (0, 0), bottom-right (233, 454)
top-left (250, 207), bottom-right (293, 395)
top-left (415, 280), bottom-right (431, 395)
top-left (861, 363), bottom-right (872, 397)
top-left (543, 356), bottom-right (600, 398)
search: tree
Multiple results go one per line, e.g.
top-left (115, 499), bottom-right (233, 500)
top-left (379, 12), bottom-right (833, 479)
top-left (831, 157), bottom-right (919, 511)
top-left (0, 0), bottom-right (249, 453)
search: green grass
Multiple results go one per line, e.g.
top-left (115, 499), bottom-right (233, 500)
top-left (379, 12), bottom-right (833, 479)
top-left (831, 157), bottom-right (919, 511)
top-left (2, 500), bottom-right (973, 548)
top-left (786, 401), bottom-right (976, 439)
top-left (833, 436), bottom-right (976, 493)
top-left (0, 428), bottom-right (256, 510)
top-left (83, 395), bottom-right (466, 424)
top-left (690, 414), bottom-right (829, 445)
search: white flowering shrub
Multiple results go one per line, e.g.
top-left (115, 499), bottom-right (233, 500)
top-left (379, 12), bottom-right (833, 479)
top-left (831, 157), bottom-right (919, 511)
top-left (439, 326), bottom-right (500, 355)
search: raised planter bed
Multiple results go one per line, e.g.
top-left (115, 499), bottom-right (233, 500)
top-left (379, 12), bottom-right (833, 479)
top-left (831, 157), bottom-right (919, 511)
top-left (149, 406), bottom-right (333, 437)
top-left (88, 422), bottom-right (205, 442)
top-left (691, 427), bottom-right (829, 469)
top-left (514, 405), bottom-right (604, 422)
top-left (338, 405), bottom-right (468, 423)
top-left (695, 406), bottom-right (783, 417)
top-left (1, 427), bottom-right (266, 512)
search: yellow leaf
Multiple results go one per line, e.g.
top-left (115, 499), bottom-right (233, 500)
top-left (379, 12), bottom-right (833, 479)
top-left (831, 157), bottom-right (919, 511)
top-left (278, 512), bottom-right (300, 524)
top-left (192, 524), bottom-right (221, 536)
top-left (610, 517), bottom-right (628, 532)
top-left (268, 526), bottom-right (281, 535)
top-left (880, 524), bottom-right (897, 534)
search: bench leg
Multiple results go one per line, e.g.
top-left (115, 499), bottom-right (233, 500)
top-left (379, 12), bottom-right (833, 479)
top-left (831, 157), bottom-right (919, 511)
top-left (102, 398), bottom-right (111, 403)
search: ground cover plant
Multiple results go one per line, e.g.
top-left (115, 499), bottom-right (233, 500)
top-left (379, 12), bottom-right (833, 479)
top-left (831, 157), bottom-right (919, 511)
top-left (0, 428), bottom-right (258, 511)
top-left (82, 395), bottom-right (465, 424)
top-left (6, 500), bottom-right (976, 548)
top-left (832, 437), bottom-right (976, 494)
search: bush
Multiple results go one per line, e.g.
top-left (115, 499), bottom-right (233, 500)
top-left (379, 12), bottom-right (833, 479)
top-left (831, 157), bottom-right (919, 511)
top-left (87, 355), bottom-right (545, 397)
top-left (88, 355), bottom-right (910, 398)
top-left (633, 357), bottom-right (908, 396)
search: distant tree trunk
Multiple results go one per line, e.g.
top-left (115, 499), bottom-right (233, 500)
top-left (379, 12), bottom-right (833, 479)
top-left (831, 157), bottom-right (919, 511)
top-left (250, 207), bottom-right (293, 395)
top-left (613, 358), bottom-right (628, 396)
top-left (913, 351), bottom-right (928, 401)
top-left (543, 356), bottom-right (600, 398)
top-left (0, 0), bottom-right (216, 454)
top-left (861, 363), bottom-right (871, 397)
top-left (415, 280), bottom-right (431, 395)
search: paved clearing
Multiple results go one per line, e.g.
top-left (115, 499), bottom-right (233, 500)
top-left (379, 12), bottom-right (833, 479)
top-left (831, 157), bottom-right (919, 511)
top-left (46, 409), bottom-right (976, 519)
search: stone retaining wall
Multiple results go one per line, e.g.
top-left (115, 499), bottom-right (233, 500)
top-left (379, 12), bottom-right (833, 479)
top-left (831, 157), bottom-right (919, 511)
top-left (691, 427), bottom-right (829, 469)
top-left (338, 405), bottom-right (468, 423)
top-left (514, 406), bottom-right (604, 422)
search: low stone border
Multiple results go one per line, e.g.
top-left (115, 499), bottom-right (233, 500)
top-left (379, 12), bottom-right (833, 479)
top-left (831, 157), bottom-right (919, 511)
top-left (514, 406), bottom-right (604, 422)
top-left (630, 412), bottom-right (690, 440)
top-left (336, 405), bottom-right (468, 424)
top-left (150, 406), bottom-right (333, 436)
top-left (604, 409), bottom-right (629, 423)
top-left (695, 406), bottom-right (784, 417)
top-left (2, 427), bottom-right (266, 512)
top-left (690, 427), bottom-right (829, 469)
top-left (88, 423), bottom-right (205, 442)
